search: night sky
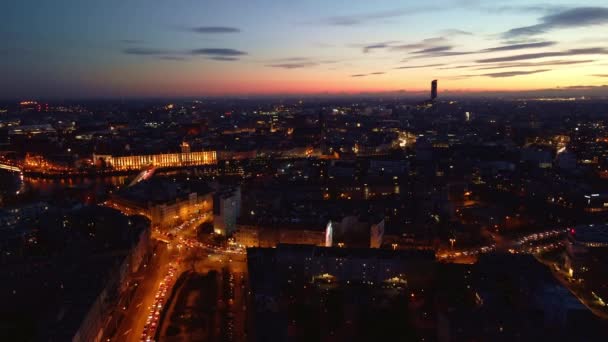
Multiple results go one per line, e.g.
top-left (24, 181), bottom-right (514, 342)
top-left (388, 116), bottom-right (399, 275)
top-left (2, 0), bottom-right (608, 98)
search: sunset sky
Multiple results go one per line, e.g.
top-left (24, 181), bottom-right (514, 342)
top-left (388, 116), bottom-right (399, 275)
top-left (3, 0), bottom-right (608, 98)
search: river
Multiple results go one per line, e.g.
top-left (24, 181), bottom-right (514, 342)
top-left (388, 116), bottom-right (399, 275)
top-left (0, 169), bottom-right (131, 204)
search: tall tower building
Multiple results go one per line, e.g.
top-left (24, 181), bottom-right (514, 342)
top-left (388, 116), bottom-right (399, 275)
top-left (431, 80), bottom-right (438, 100)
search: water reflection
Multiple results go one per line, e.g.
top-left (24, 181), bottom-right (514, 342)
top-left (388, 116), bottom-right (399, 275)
top-left (0, 170), bottom-right (130, 199)
top-left (24, 175), bottom-right (130, 196)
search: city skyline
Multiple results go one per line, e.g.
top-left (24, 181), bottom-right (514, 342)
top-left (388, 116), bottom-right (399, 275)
top-left (3, 0), bottom-right (608, 99)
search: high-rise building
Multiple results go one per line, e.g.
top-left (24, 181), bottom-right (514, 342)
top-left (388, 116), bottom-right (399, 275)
top-left (213, 186), bottom-right (241, 235)
top-left (431, 80), bottom-right (438, 100)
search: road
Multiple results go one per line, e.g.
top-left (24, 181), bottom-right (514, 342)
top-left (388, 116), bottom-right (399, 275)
top-left (437, 228), bottom-right (568, 261)
top-left (109, 243), bottom-right (174, 342)
top-left (155, 247), bottom-right (248, 342)
top-left (103, 205), bottom-right (240, 342)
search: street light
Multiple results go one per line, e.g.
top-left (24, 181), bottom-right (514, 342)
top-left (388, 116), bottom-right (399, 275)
top-left (449, 238), bottom-right (456, 249)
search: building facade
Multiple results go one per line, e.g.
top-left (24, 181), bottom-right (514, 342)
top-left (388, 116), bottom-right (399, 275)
top-left (213, 187), bottom-right (241, 235)
top-left (148, 192), bottom-right (212, 229)
top-left (93, 149), bottom-right (217, 171)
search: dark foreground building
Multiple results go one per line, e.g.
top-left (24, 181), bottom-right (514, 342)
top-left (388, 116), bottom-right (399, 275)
top-left (247, 245), bottom-right (607, 342)
top-left (0, 206), bottom-right (150, 341)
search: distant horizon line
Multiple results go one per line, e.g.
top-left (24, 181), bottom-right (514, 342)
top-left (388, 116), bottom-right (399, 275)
top-left (1, 85), bottom-right (607, 103)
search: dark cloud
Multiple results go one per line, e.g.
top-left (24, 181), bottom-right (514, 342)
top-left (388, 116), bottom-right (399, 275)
top-left (489, 5), bottom-right (565, 14)
top-left (503, 26), bottom-right (545, 38)
top-left (475, 59), bottom-right (594, 70)
top-left (439, 65), bottom-right (474, 69)
top-left (267, 62), bottom-right (318, 69)
top-left (395, 63), bottom-right (445, 69)
top-left (351, 72), bottom-right (385, 77)
top-left (123, 47), bottom-right (170, 56)
top-left (356, 35), bottom-right (563, 60)
top-left (481, 69), bottom-right (550, 78)
top-left (592, 74), bottom-right (608, 77)
top-left (414, 41), bottom-right (555, 58)
top-left (357, 37), bottom-right (467, 56)
top-left (390, 37), bottom-right (447, 51)
top-left (363, 42), bottom-right (394, 53)
top-left (209, 56), bottom-right (240, 61)
top-left (321, 8), bottom-right (432, 26)
top-left (440, 29), bottom-right (473, 36)
top-left (191, 26), bottom-right (241, 34)
top-left (273, 57), bottom-right (311, 62)
top-left (481, 41), bottom-right (556, 52)
top-left (561, 85), bottom-right (608, 89)
top-left (503, 7), bottom-right (608, 38)
top-left (476, 48), bottom-right (608, 63)
top-left (412, 45), bottom-right (453, 54)
top-left (411, 50), bottom-right (473, 58)
top-left (190, 48), bottom-right (247, 56)
top-left (501, 38), bottom-right (549, 45)
top-left (358, 41), bottom-right (400, 53)
top-left (159, 56), bottom-right (187, 61)
top-left (265, 58), bottom-right (338, 69)
top-left (124, 47), bottom-right (248, 60)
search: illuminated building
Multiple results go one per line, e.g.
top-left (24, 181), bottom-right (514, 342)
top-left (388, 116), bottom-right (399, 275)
top-left (564, 224), bottom-right (608, 278)
top-left (109, 185), bottom-right (213, 229)
top-left (327, 216), bottom-right (385, 248)
top-left (23, 153), bottom-right (71, 173)
top-left (93, 145), bottom-right (216, 171)
top-left (370, 219), bottom-right (385, 248)
top-left (582, 193), bottom-right (608, 213)
top-left (233, 225), bottom-right (325, 247)
top-left (213, 187), bottom-right (241, 235)
top-left (325, 221), bottom-right (333, 247)
top-left (149, 192), bottom-right (212, 229)
top-left (19, 100), bottom-right (45, 112)
top-left (8, 124), bottom-right (56, 136)
top-left (394, 130), bottom-right (416, 148)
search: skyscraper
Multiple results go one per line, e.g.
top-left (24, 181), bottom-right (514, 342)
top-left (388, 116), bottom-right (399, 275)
top-left (431, 80), bottom-right (438, 100)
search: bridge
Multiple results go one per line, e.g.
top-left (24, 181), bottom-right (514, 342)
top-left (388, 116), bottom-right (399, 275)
top-left (0, 162), bottom-right (23, 173)
top-left (128, 167), bottom-right (156, 187)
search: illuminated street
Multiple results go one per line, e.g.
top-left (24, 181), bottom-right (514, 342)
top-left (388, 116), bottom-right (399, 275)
top-left (104, 206), bottom-right (245, 342)
top-left (437, 228), bottom-right (569, 262)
